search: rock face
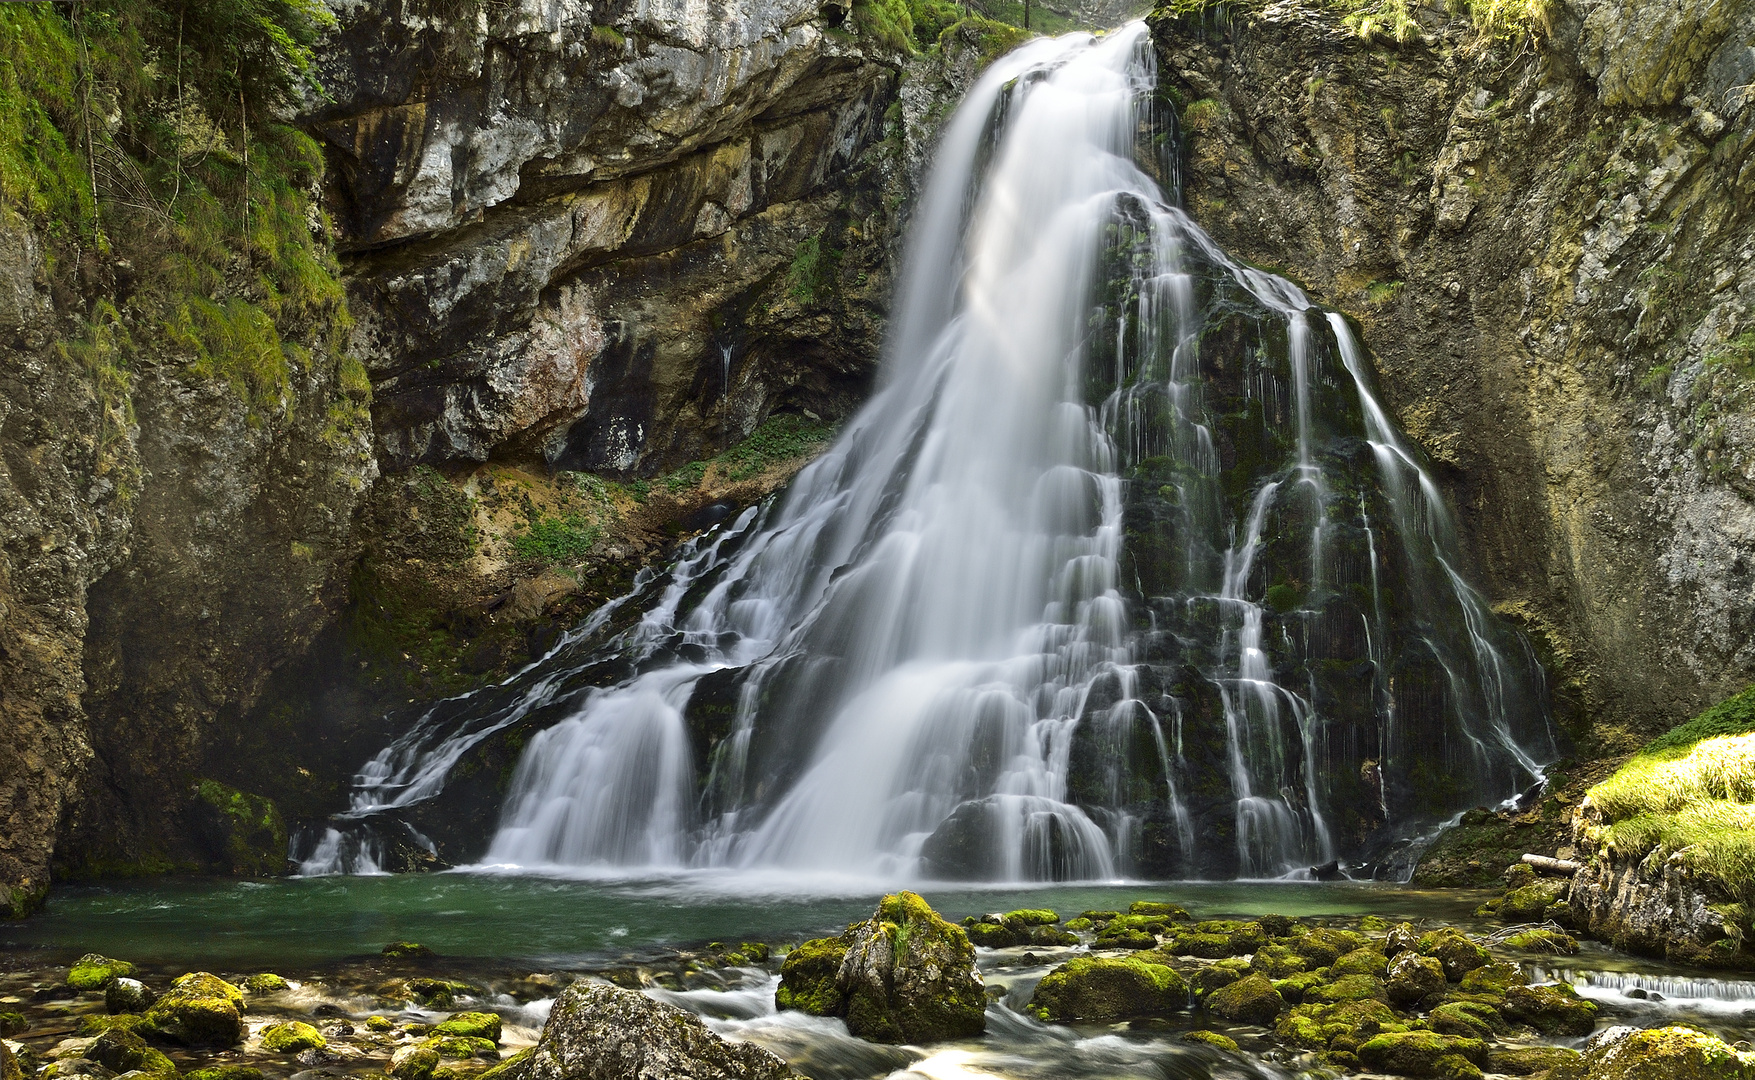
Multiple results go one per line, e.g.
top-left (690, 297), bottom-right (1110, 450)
top-left (1568, 817), bottom-right (1755, 968)
top-left (310, 0), bottom-right (915, 475)
top-left (1553, 1025), bottom-right (1755, 1080)
top-left (528, 981), bottom-right (792, 1080)
top-left (1149, 0), bottom-right (1755, 750)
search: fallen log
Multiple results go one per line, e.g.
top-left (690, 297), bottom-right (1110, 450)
top-left (1521, 853), bottom-right (1582, 875)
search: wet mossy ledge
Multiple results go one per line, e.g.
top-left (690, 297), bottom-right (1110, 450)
top-left (6, 896), bottom-right (1755, 1080)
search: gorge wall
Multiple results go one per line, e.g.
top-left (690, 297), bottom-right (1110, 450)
top-left (1150, 0), bottom-right (1755, 753)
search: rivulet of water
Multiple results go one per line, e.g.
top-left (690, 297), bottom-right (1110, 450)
top-left (298, 22), bottom-right (1553, 882)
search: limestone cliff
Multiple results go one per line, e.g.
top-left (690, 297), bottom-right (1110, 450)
top-left (1150, 0), bottom-right (1755, 750)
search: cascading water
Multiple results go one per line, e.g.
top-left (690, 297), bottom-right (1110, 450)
top-left (298, 21), bottom-right (1554, 882)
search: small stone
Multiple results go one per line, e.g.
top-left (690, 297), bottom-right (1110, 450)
top-left (103, 980), bottom-right (153, 1015)
top-left (1181, 1030), bottom-right (1238, 1052)
top-left (68, 957), bottom-right (135, 993)
top-left (261, 1022), bottom-right (326, 1054)
top-left (1417, 928), bottom-right (1490, 981)
top-left (432, 1013), bottom-right (502, 1042)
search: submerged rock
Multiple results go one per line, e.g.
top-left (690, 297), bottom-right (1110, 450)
top-left (143, 973), bottom-right (246, 1046)
top-left (1029, 956), bottom-right (1188, 1022)
top-left (1551, 1026), bottom-right (1755, 1080)
top-left (529, 982), bottom-right (792, 1080)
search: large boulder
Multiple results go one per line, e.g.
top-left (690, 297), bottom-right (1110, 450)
top-left (1206, 974), bottom-right (1284, 1024)
top-left (775, 935), bottom-right (852, 1016)
top-left (143, 973), bottom-right (246, 1046)
top-left (1387, 952), bottom-right (1446, 1007)
top-left (1417, 929), bottom-right (1490, 981)
top-left (1553, 1026), bottom-right (1755, 1080)
top-left (86, 1029), bottom-right (175, 1078)
top-left (529, 982), bottom-right (791, 1080)
top-left (838, 892), bottom-right (986, 1043)
top-left (1501, 982), bottom-right (1598, 1035)
top-left (1358, 1031), bottom-right (1490, 1077)
top-left (1027, 957), bottom-right (1188, 1022)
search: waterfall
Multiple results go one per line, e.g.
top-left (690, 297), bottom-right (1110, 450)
top-left (298, 22), bottom-right (1554, 882)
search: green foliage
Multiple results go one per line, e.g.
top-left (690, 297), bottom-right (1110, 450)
top-left (938, 16), bottom-right (1031, 69)
top-left (665, 460), bottom-right (708, 493)
top-left (718, 414), bottom-right (838, 480)
top-left (852, 0), bottom-right (915, 52)
top-left (590, 24), bottom-right (625, 47)
top-left (786, 234), bottom-right (835, 303)
top-left (0, 8), bottom-right (95, 236)
top-left (909, 0), bottom-right (962, 47)
top-left (1706, 332), bottom-right (1755, 382)
top-left (170, 297), bottom-right (292, 413)
top-left (1636, 684), bottom-right (1755, 758)
top-left (512, 513), bottom-right (602, 563)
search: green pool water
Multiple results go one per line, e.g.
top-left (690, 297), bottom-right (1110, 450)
top-left (0, 872), bottom-right (1490, 971)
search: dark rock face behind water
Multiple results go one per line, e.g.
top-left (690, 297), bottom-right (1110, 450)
top-left (1148, 0), bottom-right (1755, 754)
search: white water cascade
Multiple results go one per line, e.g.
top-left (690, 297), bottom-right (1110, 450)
top-left (298, 22), bottom-right (1554, 882)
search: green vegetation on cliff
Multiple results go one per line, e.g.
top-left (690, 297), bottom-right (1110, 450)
top-left (1585, 686), bottom-right (1755, 901)
top-left (1159, 0), bottom-right (1549, 42)
top-left (0, 0), bottom-right (361, 435)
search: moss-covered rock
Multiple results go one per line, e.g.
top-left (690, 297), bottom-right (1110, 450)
top-left (1028, 956), bottom-right (1188, 1022)
top-left (1504, 927), bottom-right (1579, 953)
top-left (1292, 927), bottom-right (1368, 967)
top-left (774, 934), bottom-right (850, 1016)
top-left (1271, 971), bottom-right (1326, 1004)
top-left (426, 1035), bottom-right (499, 1060)
top-left (837, 892), bottom-right (986, 1043)
top-left (1387, 952), bottom-right (1447, 1007)
top-left (1459, 960), bottom-right (1527, 995)
top-left (241, 974), bottom-right (288, 995)
top-left (143, 972), bottom-right (246, 1046)
top-left (1552, 1026), bottom-right (1755, 1080)
top-left (104, 978), bottom-right (154, 1014)
top-left (261, 1021), bottom-right (326, 1054)
top-left (1169, 931), bottom-right (1235, 958)
top-left (1358, 1031), bottom-right (1490, 1076)
top-left (1252, 943), bottom-right (1308, 977)
top-left (1386, 922), bottom-right (1421, 956)
top-left (0, 1012), bottom-right (25, 1037)
top-left (1191, 958), bottom-right (1252, 994)
top-left (0, 1041), bottom-right (19, 1080)
top-left (1130, 901), bottom-right (1192, 919)
top-left (962, 910), bottom-right (1077, 948)
top-left (432, 1013), bottom-right (502, 1042)
top-left (1181, 1030), bottom-right (1239, 1051)
top-left (1274, 998), bottom-right (1398, 1050)
top-left (1501, 982), bottom-right (1598, 1035)
top-left (1429, 1001), bottom-right (1502, 1040)
top-left (389, 1045), bottom-right (441, 1080)
top-left (474, 1047), bottom-right (534, 1080)
top-left (1206, 973), bottom-right (1284, 1024)
top-left (407, 979), bottom-right (479, 1009)
top-left (1496, 880), bottom-right (1571, 921)
top-left (190, 780), bottom-right (289, 878)
top-left (383, 942), bottom-right (436, 960)
top-left (1492, 1045), bottom-right (1583, 1075)
top-left (185, 1068), bottom-right (263, 1080)
top-left (1332, 948), bottom-right (1389, 977)
top-left (76, 1014), bottom-right (149, 1037)
top-left (1308, 974), bottom-right (1388, 1004)
top-left (88, 1027), bottom-right (176, 1077)
top-left (68, 955), bottom-right (136, 992)
top-left (1418, 929), bottom-right (1490, 981)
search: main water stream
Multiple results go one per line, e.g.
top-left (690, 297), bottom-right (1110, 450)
top-left (297, 20), bottom-right (1554, 885)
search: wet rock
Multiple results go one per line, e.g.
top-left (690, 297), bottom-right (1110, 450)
top-left (1387, 952), bottom-right (1447, 1007)
top-left (242, 974), bottom-right (289, 995)
top-left (1332, 948), bottom-right (1390, 977)
top-left (74, 1017), bottom-right (147, 1038)
top-left (432, 1013), bottom-right (502, 1042)
top-left (775, 935), bottom-right (850, 1016)
top-left (185, 1068), bottom-right (264, 1080)
top-left (388, 1045), bottom-right (440, 1080)
top-left (1501, 983), bottom-right (1599, 1035)
top-left (1130, 902), bottom-right (1192, 919)
top-left (143, 972), bottom-right (246, 1046)
top-left (1504, 927), bottom-right (1580, 954)
top-left (40, 1059), bottom-right (114, 1080)
top-left (1493, 880), bottom-right (1570, 921)
top-left (262, 1022), bottom-right (327, 1054)
top-left (426, 1036), bottom-right (498, 1060)
top-left (1458, 961), bottom-right (1527, 995)
top-left (383, 943), bottom-right (435, 961)
top-left (406, 979), bottom-right (479, 1010)
top-left (1308, 974), bottom-right (1388, 1004)
top-left (1274, 998), bottom-right (1398, 1050)
top-left (1168, 931), bottom-right (1235, 958)
top-left (86, 1029), bottom-right (175, 1079)
top-left (1492, 1045), bottom-right (1583, 1075)
top-left (0, 1013), bottom-right (24, 1037)
top-left (104, 980), bottom-right (153, 1015)
top-left (1251, 944), bottom-right (1308, 977)
top-left (837, 892), bottom-right (986, 1042)
top-left (962, 910), bottom-right (1076, 948)
top-left (476, 1047), bottom-right (535, 1080)
top-left (1270, 971), bottom-right (1326, 1005)
top-left (1206, 974), bottom-right (1284, 1024)
top-left (1028, 956), bottom-right (1188, 1022)
top-left (1, 1041), bottom-right (18, 1080)
top-left (529, 981), bottom-right (792, 1080)
top-left (1358, 1031), bottom-right (1491, 1077)
top-left (1292, 928), bottom-right (1368, 968)
top-left (1192, 958), bottom-right (1253, 994)
top-left (1181, 1030), bottom-right (1239, 1052)
top-left (1429, 1001), bottom-right (1503, 1040)
top-left (1560, 1025), bottom-right (1755, 1080)
top-left (68, 957), bottom-right (136, 992)
top-left (1417, 929), bottom-right (1490, 981)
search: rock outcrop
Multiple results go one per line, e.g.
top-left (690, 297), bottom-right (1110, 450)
top-left (1150, 0), bottom-right (1755, 749)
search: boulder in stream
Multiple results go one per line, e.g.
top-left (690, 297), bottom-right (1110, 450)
top-left (68, 956), bottom-right (136, 992)
top-left (529, 981), bottom-right (793, 1080)
top-left (1551, 1025), bottom-right (1755, 1080)
top-left (1028, 956), bottom-right (1188, 1021)
top-left (838, 892), bottom-right (986, 1042)
top-left (86, 1029), bottom-right (175, 1078)
top-left (143, 973), bottom-right (246, 1046)
top-left (1386, 952), bottom-right (1446, 1007)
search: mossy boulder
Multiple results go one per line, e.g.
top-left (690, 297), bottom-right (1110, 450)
top-left (1496, 879), bottom-right (1570, 921)
top-left (837, 892), bottom-right (986, 1042)
top-left (475, 1047), bottom-right (534, 1080)
top-left (105, 978), bottom-right (154, 1014)
top-left (1386, 922), bottom-right (1421, 956)
top-left (88, 1028), bottom-right (176, 1077)
top-left (76, 1014), bottom-right (149, 1037)
top-left (1028, 956), bottom-right (1187, 1022)
top-left (962, 909), bottom-right (1075, 948)
top-left (1169, 931), bottom-right (1235, 958)
top-left (433, 1013), bottom-right (502, 1042)
top-left (1551, 1026), bottom-right (1755, 1080)
top-left (366, 1016), bottom-right (396, 1033)
top-left (1417, 929), bottom-right (1490, 981)
top-left (1308, 974), bottom-right (1388, 1004)
top-left (529, 982), bottom-right (791, 1080)
top-left (186, 1067), bottom-right (265, 1080)
top-left (143, 972), bottom-right (246, 1046)
top-left (1252, 944), bottom-right (1307, 977)
top-left (1493, 1046), bottom-right (1583, 1074)
top-left (190, 779), bottom-right (288, 878)
top-left (1358, 1031), bottom-right (1490, 1076)
top-left (1271, 971), bottom-right (1326, 1004)
top-left (1206, 973), bottom-right (1284, 1024)
top-left (261, 1021), bottom-right (326, 1054)
top-left (0, 1041), bottom-right (18, 1080)
top-left (1504, 927), bottom-right (1579, 953)
top-left (383, 942), bottom-right (436, 960)
top-left (407, 979), bottom-right (479, 1009)
top-left (1292, 927), bottom-right (1367, 967)
top-left (1129, 901), bottom-right (1191, 919)
top-left (1501, 982), bottom-right (1598, 1035)
top-left (1333, 947), bottom-right (1389, 977)
top-left (1274, 998), bottom-right (1398, 1050)
top-left (1191, 958), bottom-right (1252, 994)
top-left (241, 974), bottom-right (288, 995)
top-left (389, 1045), bottom-right (441, 1080)
top-left (427, 1036), bottom-right (499, 1060)
top-left (1459, 960), bottom-right (1527, 995)
top-left (1429, 1001), bottom-right (1502, 1040)
top-left (68, 955), bottom-right (136, 992)
top-left (0, 1012), bottom-right (25, 1037)
top-left (1182, 1030), bottom-right (1239, 1051)
top-left (1387, 952), bottom-right (1447, 1007)
top-left (775, 935), bottom-right (849, 1016)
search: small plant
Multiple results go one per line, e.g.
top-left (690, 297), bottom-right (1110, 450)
top-left (513, 513), bottom-right (601, 563)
